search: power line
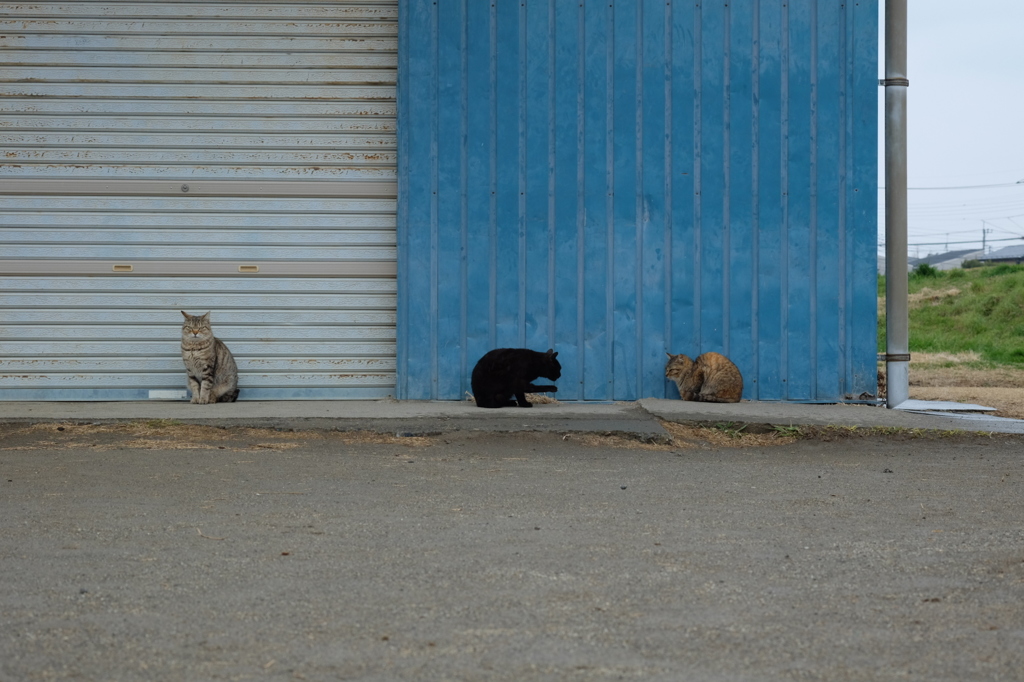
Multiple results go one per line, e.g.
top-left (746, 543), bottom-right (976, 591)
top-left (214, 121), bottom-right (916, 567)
top-left (878, 236), bottom-right (1023, 248)
top-left (879, 180), bottom-right (1024, 190)
top-left (907, 200), bottom-right (1024, 214)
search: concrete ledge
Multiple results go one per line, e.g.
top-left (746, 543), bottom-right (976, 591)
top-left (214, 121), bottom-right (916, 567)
top-left (2, 398), bottom-right (1024, 435)
top-left (638, 398), bottom-right (1024, 435)
top-left (0, 400), bottom-right (671, 440)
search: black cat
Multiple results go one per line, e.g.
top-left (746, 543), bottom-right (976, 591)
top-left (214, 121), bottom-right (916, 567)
top-left (470, 348), bottom-right (561, 408)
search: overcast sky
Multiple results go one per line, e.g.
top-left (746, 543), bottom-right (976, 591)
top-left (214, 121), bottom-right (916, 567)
top-left (878, 0), bottom-right (1024, 258)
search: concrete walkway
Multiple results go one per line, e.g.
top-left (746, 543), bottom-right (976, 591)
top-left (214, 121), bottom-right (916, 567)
top-left (3, 397), bottom-right (1024, 435)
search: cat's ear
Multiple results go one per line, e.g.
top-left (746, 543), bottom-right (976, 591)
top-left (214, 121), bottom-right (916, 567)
top-left (202, 311), bottom-right (211, 321)
top-left (181, 310), bottom-right (190, 319)
top-left (545, 348), bottom-right (557, 358)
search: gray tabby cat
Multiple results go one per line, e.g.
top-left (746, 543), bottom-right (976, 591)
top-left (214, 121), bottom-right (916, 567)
top-left (180, 311), bottom-right (239, 403)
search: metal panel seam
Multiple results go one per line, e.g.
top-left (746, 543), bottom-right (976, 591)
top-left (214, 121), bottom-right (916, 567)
top-left (634, 0), bottom-right (644, 396)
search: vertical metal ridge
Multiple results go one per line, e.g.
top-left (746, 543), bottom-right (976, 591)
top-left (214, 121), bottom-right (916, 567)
top-left (860, 0), bottom-right (881, 399)
top-left (605, 1), bottom-right (615, 395)
top-left (810, 0), bottom-right (819, 399)
top-left (459, 0), bottom-right (470, 394)
top-left (635, 0), bottom-right (644, 394)
top-left (547, 0), bottom-right (557, 350)
top-left (750, 0), bottom-right (761, 400)
top-left (839, 1), bottom-right (850, 397)
top-left (722, 0), bottom-right (732, 358)
top-left (515, 1), bottom-right (526, 348)
top-left (428, 0), bottom-right (439, 397)
top-left (461, 0), bottom-right (494, 390)
top-left (692, 0), bottom-right (703, 348)
top-left (576, 0), bottom-right (587, 396)
top-left (663, 0), bottom-right (674, 363)
top-left (488, 1), bottom-right (498, 351)
top-left (492, 0), bottom-right (522, 353)
top-left (780, 0), bottom-right (791, 400)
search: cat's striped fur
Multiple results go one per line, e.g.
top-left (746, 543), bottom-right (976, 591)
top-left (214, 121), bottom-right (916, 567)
top-left (180, 311), bottom-right (239, 404)
top-left (665, 351), bottom-right (743, 403)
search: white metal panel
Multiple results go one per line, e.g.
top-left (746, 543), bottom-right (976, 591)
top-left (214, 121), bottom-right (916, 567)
top-left (0, 1), bottom-right (398, 401)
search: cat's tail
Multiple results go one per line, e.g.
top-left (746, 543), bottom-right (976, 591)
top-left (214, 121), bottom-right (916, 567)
top-left (696, 394), bottom-right (741, 404)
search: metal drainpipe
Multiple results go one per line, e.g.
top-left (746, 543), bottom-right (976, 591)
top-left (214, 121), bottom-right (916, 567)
top-left (883, 0), bottom-right (910, 408)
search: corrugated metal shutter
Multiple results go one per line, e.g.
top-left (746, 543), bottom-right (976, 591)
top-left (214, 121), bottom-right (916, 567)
top-left (397, 0), bottom-right (879, 403)
top-left (0, 1), bottom-right (398, 400)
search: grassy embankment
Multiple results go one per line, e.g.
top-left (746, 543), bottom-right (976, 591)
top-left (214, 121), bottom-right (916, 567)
top-left (878, 263), bottom-right (1024, 367)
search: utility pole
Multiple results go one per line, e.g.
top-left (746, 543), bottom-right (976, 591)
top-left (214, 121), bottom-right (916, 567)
top-left (883, 0), bottom-right (909, 408)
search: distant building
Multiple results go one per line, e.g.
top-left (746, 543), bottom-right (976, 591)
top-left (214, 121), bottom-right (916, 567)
top-left (909, 249), bottom-right (984, 271)
top-left (878, 255), bottom-right (922, 274)
top-left (978, 245), bottom-right (1024, 265)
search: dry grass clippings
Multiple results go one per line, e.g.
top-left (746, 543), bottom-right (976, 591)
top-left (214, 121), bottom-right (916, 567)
top-left (464, 392), bottom-right (560, 405)
top-left (878, 288), bottom-right (962, 317)
top-left (661, 421), bottom-right (799, 448)
top-left (909, 351), bottom-right (984, 365)
top-left (563, 421), bottom-right (798, 451)
top-left (0, 422), bottom-right (435, 451)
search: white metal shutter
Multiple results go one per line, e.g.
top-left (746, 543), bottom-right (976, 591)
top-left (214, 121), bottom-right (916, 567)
top-left (0, 1), bottom-right (397, 400)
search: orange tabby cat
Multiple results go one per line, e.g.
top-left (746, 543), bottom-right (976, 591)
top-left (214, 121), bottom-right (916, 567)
top-left (664, 352), bottom-right (743, 403)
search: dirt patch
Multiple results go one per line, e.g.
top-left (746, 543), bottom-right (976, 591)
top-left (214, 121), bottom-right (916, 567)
top-left (662, 421), bottom-right (799, 448)
top-left (0, 420), bottom-right (800, 454)
top-left (880, 353), bottom-right (1024, 419)
top-left (908, 387), bottom-right (1024, 419)
top-left (0, 422), bottom-right (435, 451)
top-left (563, 421), bottom-right (799, 451)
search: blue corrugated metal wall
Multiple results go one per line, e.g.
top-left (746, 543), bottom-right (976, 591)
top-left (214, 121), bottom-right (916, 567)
top-left (397, 0), bottom-right (878, 402)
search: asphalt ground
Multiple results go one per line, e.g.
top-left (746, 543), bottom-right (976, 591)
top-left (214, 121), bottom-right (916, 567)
top-left (1, 420), bottom-right (1023, 681)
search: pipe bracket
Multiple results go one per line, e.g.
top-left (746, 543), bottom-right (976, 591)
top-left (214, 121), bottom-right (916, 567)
top-left (878, 353), bottom-right (911, 362)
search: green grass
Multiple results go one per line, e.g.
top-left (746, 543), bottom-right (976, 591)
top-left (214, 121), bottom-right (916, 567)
top-left (879, 263), bottom-right (1024, 365)
top-left (710, 422), bottom-right (748, 438)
